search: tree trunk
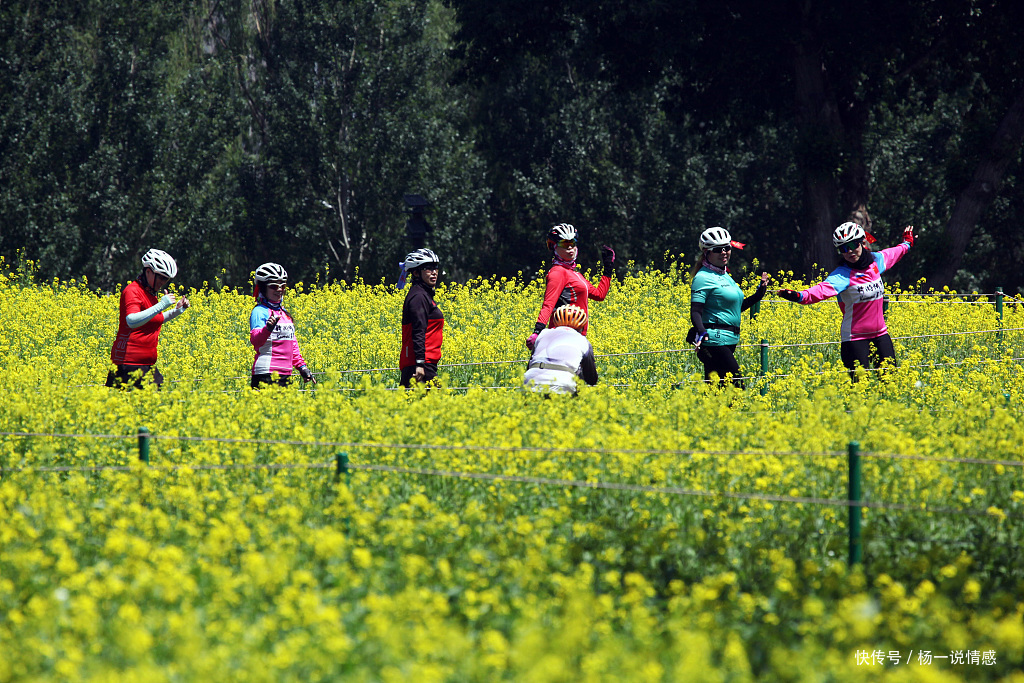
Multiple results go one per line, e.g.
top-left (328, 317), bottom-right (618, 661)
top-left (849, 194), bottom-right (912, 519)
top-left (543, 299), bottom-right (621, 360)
top-left (928, 84), bottom-right (1024, 290)
top-left (839, 99), bottom-right (872, 234)
top-left (792, 4), bottom-right (842, 275)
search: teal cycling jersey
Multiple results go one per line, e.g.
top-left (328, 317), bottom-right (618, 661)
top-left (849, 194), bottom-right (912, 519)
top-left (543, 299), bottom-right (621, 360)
top-left (691, 267), bottom-right (744, 346)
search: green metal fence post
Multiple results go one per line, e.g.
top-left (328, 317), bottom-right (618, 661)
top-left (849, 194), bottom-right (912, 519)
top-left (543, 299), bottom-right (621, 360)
top-left (759, 339), bottom-right (769, 396)
top-left (335, 452), bottom-right (350, 487)
top-left (848, 441), bottom-right (862, 567)
top-left (336, 452), bottom-right (351, 534)
top-left (138, 426), bottom-right (150, 464)
top-left (750, 300), bottom-right (761, 321)
top-left (883, 295), bottom-right (889, 315)
top-left (996, 287), bottom-right (1004, 344)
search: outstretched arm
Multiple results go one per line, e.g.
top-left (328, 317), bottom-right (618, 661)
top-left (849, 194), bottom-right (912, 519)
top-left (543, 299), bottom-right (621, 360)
top-left (741, 273), bottom-right (769, 311)
top-left (780, 269), bottom-right (847, 305)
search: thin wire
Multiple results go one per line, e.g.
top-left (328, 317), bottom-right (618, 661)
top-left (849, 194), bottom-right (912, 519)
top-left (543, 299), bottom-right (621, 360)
top-left (7, 429), bottom-right (1016, 469)
top-left (348, 462), bottom-right (1013, 518)
top-left (893, 328), bottom-right (1024, 341)
top-left (0, 429), bottom-right (845, 461)
top-left (606, 354), bottom-right (1024, 386)
top-left (766, 355), bottom-right (1024, 380)
top-left (1, 461), bottom-right (332, 474)
top-left (4, 457), bottom-right (1007, 519)
top-left (884, 301), bottom-right (994, 305)
top-left (767, 293), bottom-right (1003, 300)
top-left (0, 430), bottom-right (132, 440)
top-left (227, 327), bottom-right (1022, 375)
top-left (882, 292), bottom-right (999, 298)
top-left (863, 533), bottom-right (1021, 549)
top-left (861, 452), bottom-right (1024, 468)
top-left (251, 338), bottom-right (1019, 382)
top-left (146, 434), bottom-right (847, 460)
top-left (760, 327), bottom-right (1024, 349)
top-left (4, 442), bottom-right (1014, 519)
top-left (442, 325), bottom-right (1021, 363)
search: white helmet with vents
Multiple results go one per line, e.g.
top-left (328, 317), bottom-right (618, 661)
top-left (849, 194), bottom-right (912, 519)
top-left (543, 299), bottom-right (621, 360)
top-left (141, 249), bottom-right (177, 279)
top-left (255, 262), bottom-right (288, 283)
top-left (404, 248), bottom-right (440, 269)
top-left (699, 227), bottom-right (732, 250)
top-left (832, 222), bottom-right (866, 248)
top-left (546, 223), bottom-right (577, 250)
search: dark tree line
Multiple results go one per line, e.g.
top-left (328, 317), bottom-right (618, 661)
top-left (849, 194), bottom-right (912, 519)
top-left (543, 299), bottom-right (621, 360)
top-left (2, 0), bottom-right (1022, 293)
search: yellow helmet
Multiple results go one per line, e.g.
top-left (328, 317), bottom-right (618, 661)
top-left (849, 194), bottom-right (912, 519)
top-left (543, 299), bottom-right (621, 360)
top-left (550, 304), bottom-right (587, 331)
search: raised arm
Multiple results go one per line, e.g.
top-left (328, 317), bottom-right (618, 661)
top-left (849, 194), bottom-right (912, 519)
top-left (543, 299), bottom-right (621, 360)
top-left (741, 273), bottom-right (769, 311)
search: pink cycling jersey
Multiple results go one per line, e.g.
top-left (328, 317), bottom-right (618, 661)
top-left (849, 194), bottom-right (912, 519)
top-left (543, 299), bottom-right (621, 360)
top-left (796, 243), bottom-right (910, 341)
top-left (250, 303), bottom-right (307, 376)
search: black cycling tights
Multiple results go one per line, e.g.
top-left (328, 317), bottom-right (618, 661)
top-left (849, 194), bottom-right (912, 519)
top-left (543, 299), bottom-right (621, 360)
top-left (697, 344), bottom-right (745, 389)
top-left (106, 364), bottom-right (164, 390)
top-left (840, 333), bottom-right (896, 381)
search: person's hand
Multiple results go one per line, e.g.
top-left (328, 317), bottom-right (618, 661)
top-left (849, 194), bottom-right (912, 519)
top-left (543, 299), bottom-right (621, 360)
top-left (266, 314), bottom-right (279, 329)
top-left (692, 331), bottom-right (707, 351)
top-left (176, 297), bottom-right (190, 310)
top-left (159, 293), bottom-right (176, 309)
top-left (299, 366), bottom-right (316, 383)
top-left (759, 272), bottom-right (770, 287)
top-left (903, 225), bottom-right (915, 247)
top-left (414, 366), bottom-right (426, 383)
top-left (778, 289), bottom-right (800, 303)
top-left (526, 332), bottom-right (539, 350)
top-left (601, 245), bottom-right (615, 271)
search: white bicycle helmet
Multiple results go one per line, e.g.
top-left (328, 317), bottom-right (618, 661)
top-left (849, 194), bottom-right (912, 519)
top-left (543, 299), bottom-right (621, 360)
top-left (699, 227), bottom-right (732, 250)
top-left (832, 222), bottom-right (866, 248)
top-left (546, 223), bottom-right (577, 250)
top-left (404, 248), bottom-right (440, 270)
top-left (255, 262), bottom-right (288, 283)
top-left (141, 249), bottom-right (177, 279)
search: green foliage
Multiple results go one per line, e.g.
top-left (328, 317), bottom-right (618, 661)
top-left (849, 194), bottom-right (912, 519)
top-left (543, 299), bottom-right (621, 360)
top-left (0, 0), bottom-right (489, 289)
top-left (1, 0), bottom-right (1022, 295)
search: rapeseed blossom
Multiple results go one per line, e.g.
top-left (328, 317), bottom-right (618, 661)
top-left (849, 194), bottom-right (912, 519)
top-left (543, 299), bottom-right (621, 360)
top-left (0, 259), bottom-right (1022, 680)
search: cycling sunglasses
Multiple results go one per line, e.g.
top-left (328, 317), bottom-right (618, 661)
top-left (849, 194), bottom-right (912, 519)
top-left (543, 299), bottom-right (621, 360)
top-left (557, 239), bottom-right (577, 249)
top-left (837, 241), bottom-right (863, 254)
top-left (709, 245), bottom-right (732, 253)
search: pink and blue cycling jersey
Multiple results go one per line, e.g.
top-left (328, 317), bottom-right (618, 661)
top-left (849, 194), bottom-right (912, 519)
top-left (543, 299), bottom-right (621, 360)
top-left (250, 303), bottom-right (307, 376)
top-left (795, 242), bottom-right (910, 341)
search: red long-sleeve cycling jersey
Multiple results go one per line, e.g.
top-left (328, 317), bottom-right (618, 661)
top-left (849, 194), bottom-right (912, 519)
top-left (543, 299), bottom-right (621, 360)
top-left (110, 280), bottom-right (165, 366)
top-left (400, 280), bottom-right (444, 368)
top-left (535, 263), bottom-right (610, 336)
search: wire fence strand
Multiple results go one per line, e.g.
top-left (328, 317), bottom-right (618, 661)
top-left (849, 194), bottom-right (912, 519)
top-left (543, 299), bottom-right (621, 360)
top-left (2, 454), bottom-right (1012, 519)
top-left (348, 461), bottom-right (1012, 518)
top-left (3, 430), bottom-right (1019, 469)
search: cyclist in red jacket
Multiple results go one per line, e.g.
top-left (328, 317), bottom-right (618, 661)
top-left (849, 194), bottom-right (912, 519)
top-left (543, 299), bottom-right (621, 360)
top-left (399, 248), bottom-right (444, 387)
top-left (107, 248), bottom-right (190, 389)
top-left (526, 223), bottom-right (615, 349)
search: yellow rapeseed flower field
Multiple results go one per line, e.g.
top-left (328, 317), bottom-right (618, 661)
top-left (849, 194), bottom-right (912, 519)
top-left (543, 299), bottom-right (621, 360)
top-left (1, 257), bottom-right (1022, 681)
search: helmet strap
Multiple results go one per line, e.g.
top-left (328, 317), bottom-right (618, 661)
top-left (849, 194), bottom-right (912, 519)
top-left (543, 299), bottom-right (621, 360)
top-left (140, 269), bottom-right (158, 294)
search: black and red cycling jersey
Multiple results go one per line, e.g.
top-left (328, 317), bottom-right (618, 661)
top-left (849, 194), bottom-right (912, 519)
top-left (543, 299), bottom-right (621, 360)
top-left (536, 263), bottom-right (610, 335)
top-left (401, 280), bottom-right (444, 368)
